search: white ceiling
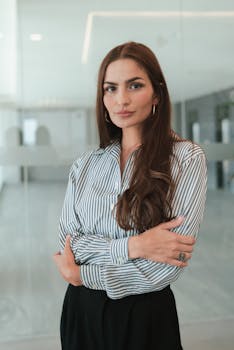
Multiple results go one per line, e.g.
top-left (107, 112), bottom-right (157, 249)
top-left (15, 0), bottom-right (234, 107)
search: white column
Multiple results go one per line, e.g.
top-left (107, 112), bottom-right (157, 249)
top-left (0, 0), bottom-right (19, 187)
top-left (0, 0), bottom-right (17, 100)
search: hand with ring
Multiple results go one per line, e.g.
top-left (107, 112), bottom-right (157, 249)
top-left (128, 216), bottom-right (195, 267)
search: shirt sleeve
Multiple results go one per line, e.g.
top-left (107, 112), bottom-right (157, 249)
top-left (59, 163), bottom-right (130, 266)
top-left (80, 150), bottom-right (207, 299)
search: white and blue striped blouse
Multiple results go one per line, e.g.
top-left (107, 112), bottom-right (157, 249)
top-left (59, 140), bottom-right (207, 300)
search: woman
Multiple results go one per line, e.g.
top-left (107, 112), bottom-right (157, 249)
top-left (53, 41), bottom-right (207, 349)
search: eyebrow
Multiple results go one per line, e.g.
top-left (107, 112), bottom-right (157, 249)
top-left (103, 76), bottom-right (144, 85)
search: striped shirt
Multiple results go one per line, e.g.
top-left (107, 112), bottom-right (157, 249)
top-left (59, 140), bottom-right (207, 300)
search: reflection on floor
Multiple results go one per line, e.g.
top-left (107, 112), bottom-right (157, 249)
top-left (0, 183), bottom-right (233, 350)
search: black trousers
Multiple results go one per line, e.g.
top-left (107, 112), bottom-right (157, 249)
top-left (60, 285), bottom-right (183, 350)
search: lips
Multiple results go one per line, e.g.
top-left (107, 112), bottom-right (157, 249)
top-left (116, 110), bottom-right (134, 116)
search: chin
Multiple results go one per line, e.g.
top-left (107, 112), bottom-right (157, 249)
top-left (112, 121), bottom-right (136, 129)
top-left (111, 115), bottom-right (142, 127)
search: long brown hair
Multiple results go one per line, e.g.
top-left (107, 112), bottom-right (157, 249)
top-left (96, 41), bottom-right (178, 232)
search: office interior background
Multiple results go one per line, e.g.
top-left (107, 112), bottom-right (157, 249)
top-left (0, 0), bottom-right (234, 349)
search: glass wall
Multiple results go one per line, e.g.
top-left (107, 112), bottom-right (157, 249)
top-left (0, 0), bottom-right (234, 349)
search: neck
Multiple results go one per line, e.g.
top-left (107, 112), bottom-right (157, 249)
top-left (121, 127), bottom-right (142, 152)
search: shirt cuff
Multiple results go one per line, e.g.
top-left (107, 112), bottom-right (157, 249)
top-left (110, 237), bottom-right (129, 265)
top-left (80, 265), bottom-right (105, 290)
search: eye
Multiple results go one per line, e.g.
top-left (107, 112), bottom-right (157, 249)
top-left (104, 85), bottom-right (116, 93)
top-left (129, 82), bottom-right (144, 90)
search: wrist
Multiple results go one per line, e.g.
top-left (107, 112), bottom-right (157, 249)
top-left (71, 265), bottom-right (82, 286)
top-left (128, 235), bottom-right (143, 259)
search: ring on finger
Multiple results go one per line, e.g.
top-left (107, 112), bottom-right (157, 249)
top-left (178, 252), bottom-right (186, 262)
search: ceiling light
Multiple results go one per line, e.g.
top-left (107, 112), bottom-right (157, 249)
top-left (30, 34), bottom-right (43, 41)
top-left (81, 13), bottom-right (93, 64)
top-left (0, 32), bottom-right (4, 39)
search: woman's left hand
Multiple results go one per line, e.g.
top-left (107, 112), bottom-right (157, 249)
top-left (53, 235), bottom-right (82, 286)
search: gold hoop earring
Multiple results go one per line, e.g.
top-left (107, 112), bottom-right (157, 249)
top-left (152, 104), bottom-right (156, 116)
top-left (105, 112), bottom-right (111, 123)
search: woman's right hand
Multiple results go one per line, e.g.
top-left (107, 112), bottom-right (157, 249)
top-left (128, 217), bottom-right (195, 267)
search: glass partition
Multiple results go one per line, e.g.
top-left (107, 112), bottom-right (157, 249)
top-left (0, 0), bottom-right (233, 349)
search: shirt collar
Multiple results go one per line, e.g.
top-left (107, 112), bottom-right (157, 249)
top-left (94, 140), bottom-right (121, 159)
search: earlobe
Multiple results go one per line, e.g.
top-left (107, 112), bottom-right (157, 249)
top-left (152, 94), bottom-right (159, 106)
top-left (153, 96), bottom-right (159, 105)
top-left (152, 96), bottom-right (159, 116)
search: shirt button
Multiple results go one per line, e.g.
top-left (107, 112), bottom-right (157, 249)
top-left (110, 203), bottom-right (115, 211)
top-left (115, 182), bottom-right (119, 190)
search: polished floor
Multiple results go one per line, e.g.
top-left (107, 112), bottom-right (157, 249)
top-left (0, 181), bottom-right (233, 349)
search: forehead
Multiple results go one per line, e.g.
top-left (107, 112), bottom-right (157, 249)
top-left (104, 58), bottom-right (149, 82)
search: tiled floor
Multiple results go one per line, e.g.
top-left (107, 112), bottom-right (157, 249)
top-left (0, 182), bottom-right (233, 349)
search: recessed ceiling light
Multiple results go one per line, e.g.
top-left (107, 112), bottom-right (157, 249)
top-left (0, 32), bottom-right (4, 39)
top-left (156, 35), bottom-right (168, 48)
top-left (30, 34), bottom-right (43, 41)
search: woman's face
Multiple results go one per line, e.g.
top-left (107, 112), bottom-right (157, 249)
top-left (103, 58), bottom-right (158, 131)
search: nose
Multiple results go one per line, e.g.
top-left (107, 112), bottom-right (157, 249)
top-left (116, 88), bottom-right (130, 106)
